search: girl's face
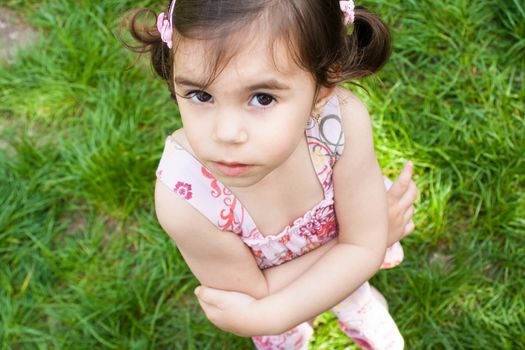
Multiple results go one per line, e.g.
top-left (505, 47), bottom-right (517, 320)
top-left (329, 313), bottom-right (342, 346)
top-left (173, 33), bottom-right (329, 189)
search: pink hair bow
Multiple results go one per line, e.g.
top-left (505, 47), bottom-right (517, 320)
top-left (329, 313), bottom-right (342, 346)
top-left (157, 0), bottom-right (176, 49)
top-left (157, 0), bottom-right (354, 47)
top-left (340, 0), bottom-right (355, 25)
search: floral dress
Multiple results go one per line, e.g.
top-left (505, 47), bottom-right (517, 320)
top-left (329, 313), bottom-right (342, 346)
top-left (156, 95), bottom-right (404, 350)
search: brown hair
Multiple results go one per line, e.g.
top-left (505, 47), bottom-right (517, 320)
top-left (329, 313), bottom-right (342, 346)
top-left (122, 0), bottom-right (391, 102)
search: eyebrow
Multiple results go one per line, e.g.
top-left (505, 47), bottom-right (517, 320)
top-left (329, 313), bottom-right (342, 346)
top-left (174, 76), bottom-right (291, 91)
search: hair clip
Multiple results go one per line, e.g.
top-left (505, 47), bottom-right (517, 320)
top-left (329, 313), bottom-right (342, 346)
top-left (158, 0), bottom-right (354, 48)
top-left (157, 0), bottom-right (176, 49)
top-left (340, 1), bottom-right (355, 25)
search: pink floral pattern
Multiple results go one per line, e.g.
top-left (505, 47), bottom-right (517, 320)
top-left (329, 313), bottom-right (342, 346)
top-left (156, 113), bottom-right (402, 272)
top-left (156, 95), bottom-right (405, 350)
top-left (174, 181), bottom-right (193, 200)
top-left (331, 282), bottom-right (404, 350)
top-left (201, 166), bottom-right (221, 198)
top-left (252, 322), bottom-right (313, 350)
top-left (218, 188), bottom-right (244, 235)
top-left (201, 166), bottom-right (245, 236)
top-left (299, 205), bottom-right (337, 240)
top-left (194, 151), bottom-right (339, 254)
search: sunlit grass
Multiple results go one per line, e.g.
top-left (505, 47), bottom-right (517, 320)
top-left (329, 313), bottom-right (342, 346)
top-left (1, 0), bottom-right (523, 349)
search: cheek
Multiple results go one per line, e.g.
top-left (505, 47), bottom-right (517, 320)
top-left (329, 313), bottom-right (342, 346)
top-left (255, 120), bottom-right (306, 160)
top-left (263, 138), bottom-right (294, 158)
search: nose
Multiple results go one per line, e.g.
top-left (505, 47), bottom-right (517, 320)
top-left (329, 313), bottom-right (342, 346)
top-left (212, 108), bottom-right (248, 144)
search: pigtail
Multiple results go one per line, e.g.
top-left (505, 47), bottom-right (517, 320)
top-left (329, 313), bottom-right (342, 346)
top-left (120, 8), bottom-right (175, 99)
top-left (338, 6), bottom-right (391, 82)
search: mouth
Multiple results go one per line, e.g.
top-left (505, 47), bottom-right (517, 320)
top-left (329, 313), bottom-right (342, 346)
top-left (218, 161), bottom-right (247, 166)
top-left (211, 161), bottom-right (254, 177)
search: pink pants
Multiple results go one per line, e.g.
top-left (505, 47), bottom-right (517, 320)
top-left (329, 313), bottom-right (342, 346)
top-left (252, 244), bottom-right (405, 350)
top-left (252, 282), bottom-right (403, 350)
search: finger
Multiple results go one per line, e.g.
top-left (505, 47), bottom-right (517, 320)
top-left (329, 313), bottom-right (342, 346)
top-left (195, 288), bottom-right (215, 309)
top-left (195, 286), bottom-right (228, 307)
top-left (196, 294), bottom-right (212, 316)
top-left (398, 180), bottom-right (418, 209)
top-left (404, 220), bottom-right (415, 236)
top-left (403, 205), bottom-right (415, 224)
top-left (197, 296), bottom-right (214, 311)
top-left (197, 299), bottom-right (221, 325)
top-left (398, 161), bottom-right (414, 187)
top-left (388, 161), bottom-right (414, 199)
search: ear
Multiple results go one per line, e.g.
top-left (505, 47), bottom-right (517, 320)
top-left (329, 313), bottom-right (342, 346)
top-left (312, 86), bottom-right (337, 115)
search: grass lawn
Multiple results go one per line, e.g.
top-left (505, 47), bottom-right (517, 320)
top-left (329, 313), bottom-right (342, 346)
top-left (1, 0), bottom-right (523, 349)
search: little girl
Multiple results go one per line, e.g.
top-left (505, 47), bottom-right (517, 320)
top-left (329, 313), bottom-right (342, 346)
top-left (126, 0), bottom-right (417, 349)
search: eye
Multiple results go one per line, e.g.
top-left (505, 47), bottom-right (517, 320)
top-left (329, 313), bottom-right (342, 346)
top-left (187, 91), bottom-right (213, 103)
top-left (250, 93), bottom-right (276, 108)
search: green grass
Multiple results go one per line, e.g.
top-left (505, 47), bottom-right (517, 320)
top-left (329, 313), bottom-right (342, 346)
top-left (1, 0), bottom-right (523, 349)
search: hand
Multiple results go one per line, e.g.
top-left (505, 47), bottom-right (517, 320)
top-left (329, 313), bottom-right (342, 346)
top-left (194, 286), bottom-right (264, 337)
top-left (386, 161), bottom-right (417, 246)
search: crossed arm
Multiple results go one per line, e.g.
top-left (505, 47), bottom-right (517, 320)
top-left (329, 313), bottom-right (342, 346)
top-left (262, 162), bottom-right (415, 296)
top-left (192, 99), bottom-right (416, 336)
top-left (155, 91), bottom-right (416, 336)
top-left (156, 160), bottom-right (416, 337)
top-left (196, 163), bottom-right (417, 336)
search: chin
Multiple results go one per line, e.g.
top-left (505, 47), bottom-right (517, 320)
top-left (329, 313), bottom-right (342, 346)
top-left (217, 174), bottom-right (264, 188)
top-left (211, 167), bottom-right (271, 189)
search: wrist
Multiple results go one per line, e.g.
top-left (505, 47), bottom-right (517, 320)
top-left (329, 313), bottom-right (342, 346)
top-left (251, 295), bottom-right (305, 336)
top-left (251, 299), bottom-right (278, 336)
top-left (241, 298), bottom-right (288, 336)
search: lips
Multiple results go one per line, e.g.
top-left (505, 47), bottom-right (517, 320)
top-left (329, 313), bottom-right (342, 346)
top-left (212, 161), bottom-right (253, 177)
top-left (217, 162), bottom-right (249, 166)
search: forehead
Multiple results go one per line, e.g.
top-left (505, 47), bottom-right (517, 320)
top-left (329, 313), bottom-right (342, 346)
top-left (173, 27), bottom-right (306, 87)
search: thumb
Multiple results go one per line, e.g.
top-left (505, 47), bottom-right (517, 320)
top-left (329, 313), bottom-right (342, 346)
top-left (195, 286), bottom-right (224, 305)
top-left (401, 161), bottom-right (414, 178)
top-left (389, 161), bottom-right (414, 198)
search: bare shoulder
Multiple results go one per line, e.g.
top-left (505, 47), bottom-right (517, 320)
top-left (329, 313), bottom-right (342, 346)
top-left (334, 86), bottom-right (375, 159)
top-left (169, 128), bottom-right (192, 150)
top-left (169, 128), bottom-right (201, 159)
top-left (154, 179), bottom-right (268, 297)
top-left (335, 86), bottom-right (372, 132)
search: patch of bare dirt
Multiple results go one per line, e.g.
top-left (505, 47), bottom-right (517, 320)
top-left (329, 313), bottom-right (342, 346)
top-left (0, 6), bottom-right (38, 64)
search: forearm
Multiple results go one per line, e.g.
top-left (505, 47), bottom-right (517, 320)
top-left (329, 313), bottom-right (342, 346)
top-left (262, 239), bottom-right (337, 295)
top-left (198, 264), bottom-right (269, 300)
top-left (254, 242), bottom-right (385, 335)
top-left (199, 239), bottom-right (332, 300)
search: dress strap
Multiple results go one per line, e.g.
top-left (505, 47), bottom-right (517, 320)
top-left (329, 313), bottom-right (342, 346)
top-left (305, 94), bottom-right (346, 191)
top-left (156, 137), bottom-right (254, 236)
top-left (318, 94), bottom-right (345, 160)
